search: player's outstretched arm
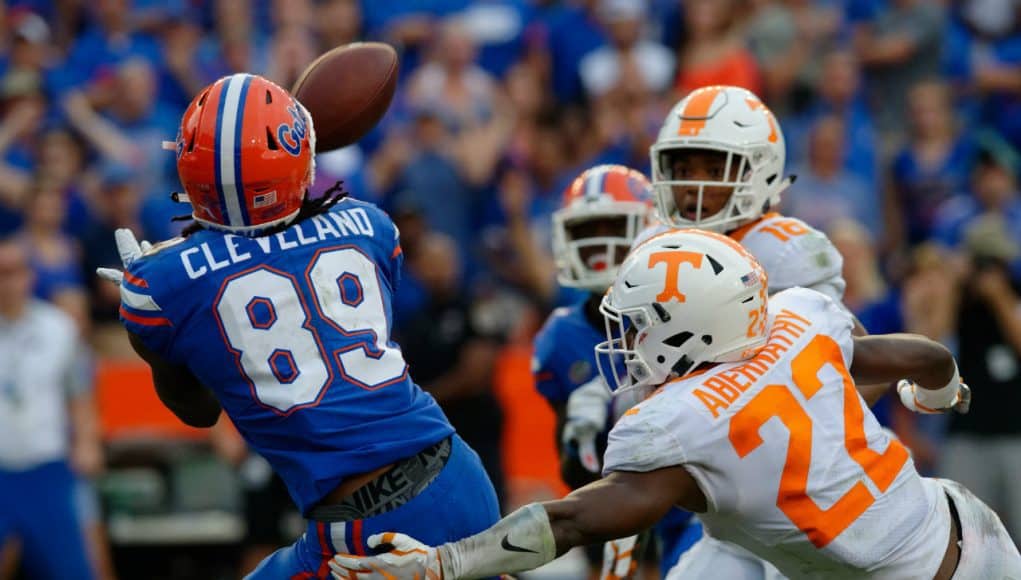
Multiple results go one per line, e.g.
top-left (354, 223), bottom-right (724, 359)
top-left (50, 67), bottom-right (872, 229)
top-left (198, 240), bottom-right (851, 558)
top-left (128, 332), bottom-right (222, 428)
top-left (850, 334), bottom-right (969, 412)
top-left (331, 467), bottom-right (693, 580)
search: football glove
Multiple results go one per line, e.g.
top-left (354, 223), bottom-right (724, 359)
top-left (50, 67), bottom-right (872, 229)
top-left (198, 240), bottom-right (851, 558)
top-left (96, 228), bottom-right (152, 285)
top-left (897, 379), bottom-right (971, 415)
top-left (563, 377), bottom-right (612, 473)
top-left (600, 535), bottom-right (639, 580)
top-left (330, 532), bottom-right (446, 580)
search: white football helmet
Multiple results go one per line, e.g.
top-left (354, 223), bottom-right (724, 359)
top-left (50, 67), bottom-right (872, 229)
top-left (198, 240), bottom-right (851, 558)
top-left (595, 228), bottom-right (769, 392)
top-left (552, 165), bottom-right (654, 293)
top-left (650, 85), bottom-right (791, 234)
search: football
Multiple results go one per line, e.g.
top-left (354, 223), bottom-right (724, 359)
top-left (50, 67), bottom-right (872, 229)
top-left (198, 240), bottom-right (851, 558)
top-left (291, 42), bottom-right (399, 152)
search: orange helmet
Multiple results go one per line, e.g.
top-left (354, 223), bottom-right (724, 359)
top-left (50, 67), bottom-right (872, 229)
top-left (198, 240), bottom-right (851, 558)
top-left (176, 73), bottom-right (316, 235)
top-left (552, 165), bottom-right (654, 292)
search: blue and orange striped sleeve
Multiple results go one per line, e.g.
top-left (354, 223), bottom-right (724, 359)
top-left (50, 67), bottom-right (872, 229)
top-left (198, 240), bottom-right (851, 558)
top-left (119, 259), bottom-right (174, 355)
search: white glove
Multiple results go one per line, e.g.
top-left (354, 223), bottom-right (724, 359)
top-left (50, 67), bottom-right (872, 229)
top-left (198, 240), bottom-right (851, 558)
top-left (563, 377), bottom-right (612, 473)
top-left (600, 535), bottom-right (639, 580)
top-left (330, 532), bottom-right (447, 580)
top-left (897, 379), bottom-right (971, 414)
top-left (96, 228), bottom-right (152, 284)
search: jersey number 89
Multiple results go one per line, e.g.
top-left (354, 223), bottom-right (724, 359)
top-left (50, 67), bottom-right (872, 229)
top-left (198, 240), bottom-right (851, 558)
top-left (214, 247), bottom-right (406, 414)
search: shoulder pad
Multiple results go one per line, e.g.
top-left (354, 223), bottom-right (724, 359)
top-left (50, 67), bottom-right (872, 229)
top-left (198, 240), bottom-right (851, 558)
top-left (741, 217), bottom-right (844, 295)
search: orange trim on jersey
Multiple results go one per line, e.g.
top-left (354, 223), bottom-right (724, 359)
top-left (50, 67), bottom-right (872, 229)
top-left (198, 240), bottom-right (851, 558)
top-left (123, 271), bottom-right (148, 288)
top-left (119, 305), bottom-right (172, 327)
top-left (727, 212), bottom-right (780, 243)
top-left (677, 86), bottom-right (724, 137)
top-left (391, 245), bottom-right (403, 259)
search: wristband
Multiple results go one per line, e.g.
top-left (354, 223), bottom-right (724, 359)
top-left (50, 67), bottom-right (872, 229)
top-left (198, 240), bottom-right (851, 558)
top-left (440, 504), bottom-right (556, 579)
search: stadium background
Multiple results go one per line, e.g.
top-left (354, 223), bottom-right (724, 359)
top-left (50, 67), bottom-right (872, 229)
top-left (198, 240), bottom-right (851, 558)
top-left (0, 0), bottom-right (1019, 578)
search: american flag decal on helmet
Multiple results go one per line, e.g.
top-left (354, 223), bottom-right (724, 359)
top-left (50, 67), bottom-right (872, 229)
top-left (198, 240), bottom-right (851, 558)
top-left (253, 190), bottom-right (277, 208)
top-left (740, 272), bottom-right (758, 287)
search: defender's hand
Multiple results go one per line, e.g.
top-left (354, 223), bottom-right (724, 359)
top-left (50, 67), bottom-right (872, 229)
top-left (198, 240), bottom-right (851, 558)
top-left (96, 228), bottom-right (152, 284)
top-left (897, 379), bottom-right (971, 414)
top-left (330, 532), bottom-right (446, 580)
top-left (563, 377), bottom-right (612, 473)
top-left (601, 535), bottom-right (639, 580)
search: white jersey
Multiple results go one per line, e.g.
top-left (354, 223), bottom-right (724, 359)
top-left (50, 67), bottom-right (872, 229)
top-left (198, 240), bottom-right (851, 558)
top-left (603, 288), bottom-right (950, 579)
top-left (0, 301), bottom-right (83, 470)
top-left (634, 214), bottom-right (846, 302)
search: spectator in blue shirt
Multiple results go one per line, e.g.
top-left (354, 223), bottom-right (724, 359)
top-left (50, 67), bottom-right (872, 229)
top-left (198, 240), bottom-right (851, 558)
top-left (784, 115), bottom-right (882, 237)
top-left (315, 0), bottom-right (363, 54)
top-left (887, 80), bottom-right (976, 247)
top-left (406, 18), bottom-right (498, 132)
top-left (56, 0), bottom-right (162, 94)
top-left (0, 98), bottom-right (44, 236)
top-left (933, 137), bottom-right (1021, 279)
top-left (15, 183), bottom-right (88, 332)
top-left (534, 0), bottom-right (606, 104)
top-left (943, 8), bottom-right (1021, 152)
top-left (61, 59), bottom-right (180, 237)
top-left (787, 48), bottom-right (879, 190)
top-left (456, 0), bottom-right (535, 78)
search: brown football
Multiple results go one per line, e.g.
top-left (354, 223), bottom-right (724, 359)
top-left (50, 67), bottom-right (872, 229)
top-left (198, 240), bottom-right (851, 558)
top-left (292, 42), bottom-right (399, 152)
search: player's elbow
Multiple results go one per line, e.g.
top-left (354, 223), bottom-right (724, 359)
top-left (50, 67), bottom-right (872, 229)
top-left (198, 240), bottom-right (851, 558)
top-left (167, 402), bottom-right (221, 428)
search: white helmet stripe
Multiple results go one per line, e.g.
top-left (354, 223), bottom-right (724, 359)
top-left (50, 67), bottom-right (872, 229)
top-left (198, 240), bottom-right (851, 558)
top-left (585, 168), bottom-right (606, 200)
top-left (216, 73), bottom-right (251, 227)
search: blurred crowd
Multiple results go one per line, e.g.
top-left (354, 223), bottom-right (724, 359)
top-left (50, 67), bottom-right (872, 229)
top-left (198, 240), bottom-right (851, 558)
top-left (1, 0), bottom-right (1020, 577)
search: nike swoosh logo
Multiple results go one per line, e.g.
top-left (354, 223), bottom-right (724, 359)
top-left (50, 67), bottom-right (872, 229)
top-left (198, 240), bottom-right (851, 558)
top-left (501, 535), bottom-right (537, 554)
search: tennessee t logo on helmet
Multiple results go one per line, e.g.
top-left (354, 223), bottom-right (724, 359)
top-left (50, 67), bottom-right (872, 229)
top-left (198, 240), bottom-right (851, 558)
top-left (648, 250), bottom-right (703, 303)
top-left (175, 73), bottom-right (317, 236)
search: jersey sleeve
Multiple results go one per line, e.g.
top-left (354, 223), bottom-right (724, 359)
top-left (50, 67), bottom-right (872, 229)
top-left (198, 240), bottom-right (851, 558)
top-left (119, 256), bottom-right (176, 357)
top-left (602, 400), bottom-right (688, 476)
top-left (387, 221), bottom-right (404, 291)
top-left (751, 221), bottom-right (846, 302)
top-left (356, 201), bottom-right (403, 292)
top-left (531, 323), bottom-right (569, 404)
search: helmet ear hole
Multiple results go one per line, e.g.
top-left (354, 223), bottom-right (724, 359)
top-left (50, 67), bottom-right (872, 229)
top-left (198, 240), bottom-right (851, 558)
top-left (701, 335), bottom-right (713, 345)
top-left (186, 132), bottom-right (197, 153)
top-left (265, 90), bottom-right (273, 104)
top-left (266, 127), bottom-right (279, 151)
top-left (672, 355), bottom-right (695, 377)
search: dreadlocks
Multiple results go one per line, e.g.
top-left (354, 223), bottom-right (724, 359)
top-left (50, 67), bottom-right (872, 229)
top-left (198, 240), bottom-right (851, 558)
top-left (178, 181), bottom-right (350, 238)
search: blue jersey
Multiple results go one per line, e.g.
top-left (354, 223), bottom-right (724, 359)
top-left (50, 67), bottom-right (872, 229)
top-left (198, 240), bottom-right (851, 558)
top-left (119, 199), bottom-right (453, 514)
top-left (532, 298), bottom-right (604, 405)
